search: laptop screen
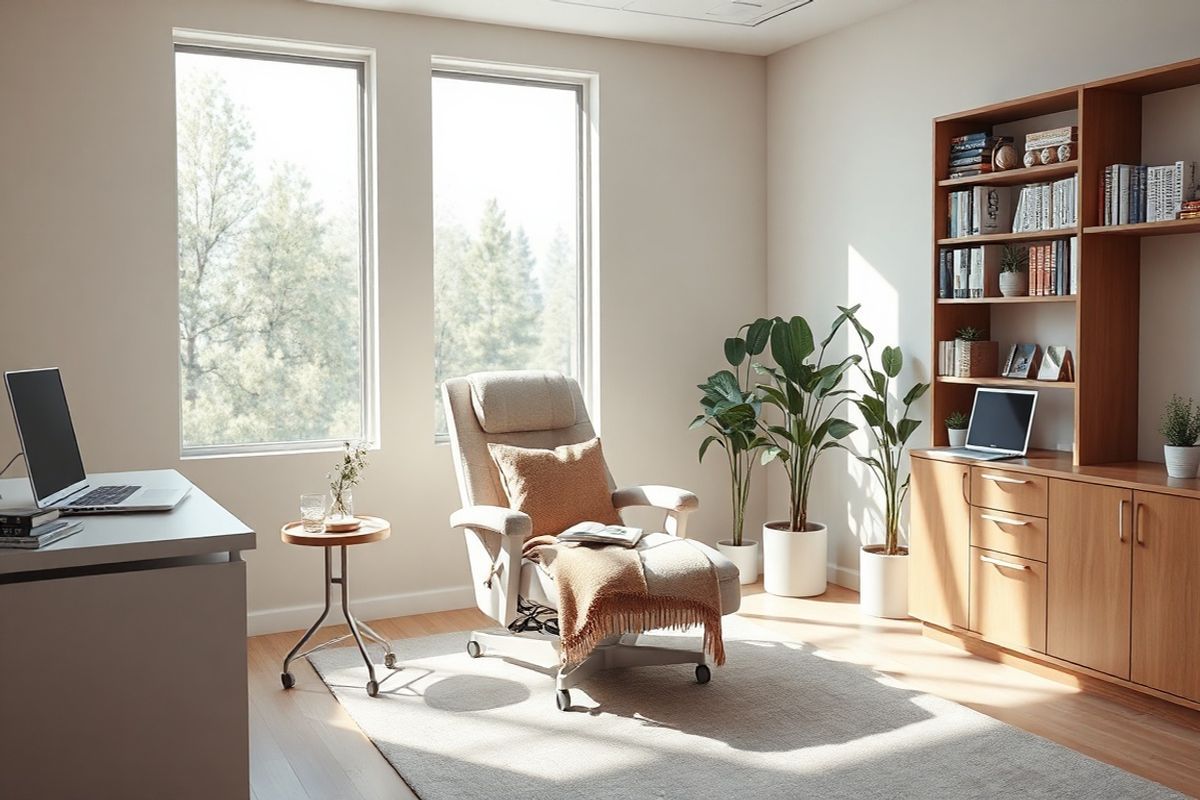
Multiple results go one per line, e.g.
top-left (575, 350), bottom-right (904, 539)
top-left (966, 389), bottom-right (1037, 454)
top-left (5, 369), bottom-right (88, 506)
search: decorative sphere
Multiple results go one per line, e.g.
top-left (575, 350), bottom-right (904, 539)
top-left (1057, 143), bottom-right (1073, 163)
top-left (1023, 150), bottom-right (1038, 168)
top-left (1040, 147), bottom-right (1056, 165)
top-left (993, 143), bottom-right (1020, 171)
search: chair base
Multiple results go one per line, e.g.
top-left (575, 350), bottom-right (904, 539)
top-left (466, 629), bottom-right (709, 710)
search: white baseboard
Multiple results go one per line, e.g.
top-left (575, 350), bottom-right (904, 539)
top-left (828, 562), bottom-right (859, 591)
top-left (247, 584), bottom-right (475, 636)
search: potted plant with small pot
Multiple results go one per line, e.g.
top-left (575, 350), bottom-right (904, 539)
top-left (692, 320), bottom-right (772, 584)
top-left (945, 410), bottom-right (969, 447)
top-left (754, 310), bottom-right (860, 597)
top-left (998, 245), bottom-right (1029, 297)
top-left (1160, 394), bottom-right (1200, 478)
top-left (843, 306), bottom-right (930, 618)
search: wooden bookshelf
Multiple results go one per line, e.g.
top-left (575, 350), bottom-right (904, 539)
top-left (931, 56), bottom-right (1200, 465)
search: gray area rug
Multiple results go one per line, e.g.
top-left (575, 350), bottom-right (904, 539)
top-left (308, 619), bottom-right (1181, 799)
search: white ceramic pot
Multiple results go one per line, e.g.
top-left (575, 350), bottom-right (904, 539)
top-left (1163, 445), bottom-right (1200, 478)
top-left (947, 428), bottom-right (968, 448)
top-left (716, 539), bottom-right (760, 585)
top-left (999, 272), bottom-right (1028, 297)
top-left (859, 545), bottom-right (909, 619)
top-left (763, 522), bottom-right (827, 597)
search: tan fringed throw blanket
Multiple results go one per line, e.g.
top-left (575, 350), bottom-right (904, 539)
top-left (523, 535), bottom-right (725, 667)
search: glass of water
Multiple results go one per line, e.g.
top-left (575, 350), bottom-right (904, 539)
top-left (300, 493), bottom-right (327, 533)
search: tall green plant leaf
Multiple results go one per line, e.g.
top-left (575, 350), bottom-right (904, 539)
top-left (724, 337), bottom-right (747, 366)
top-left (882, 345), bottom-right (903, 378)
top-left (745, 318), bottom-right (772, 356)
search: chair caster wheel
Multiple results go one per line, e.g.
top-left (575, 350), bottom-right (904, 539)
top-left (556, 689), bottom-right (571, 712)
top-left (366, 680), bottom-right (379, 697)
top-left (384, 653), bottom-right (397, 669)
top-left (281, 672), bottom-right (295, 689)
top-left (466, 640), bottom-right (482, 658)
top-left (695, 664), bottom-right (711, 684)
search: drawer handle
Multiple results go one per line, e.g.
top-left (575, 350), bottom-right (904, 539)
top-left (980, 473), bottom-right (1028, 485)
top-left (980, 554), bottom-right (1030, 571)
top-left (980, 513), bottom-right (1028, 527)
top-left (1118, 499), bottom-right (1127, 543)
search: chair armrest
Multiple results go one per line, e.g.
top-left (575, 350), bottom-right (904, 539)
top-left (612, 485), bottom-right (699, 514)
top-left (450, 505), bottom-right (532, 539)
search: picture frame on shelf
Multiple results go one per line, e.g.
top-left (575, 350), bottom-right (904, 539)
top-left (1002, 343), bottom-right (1041, 379)
top-left (1037, 346), bottom-right (1074, 382)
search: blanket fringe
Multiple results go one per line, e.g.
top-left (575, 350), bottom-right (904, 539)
top-left (559, 591), bottom-right (725, 667)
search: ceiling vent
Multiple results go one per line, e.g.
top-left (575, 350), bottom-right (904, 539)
top-left (552, 0), bottom-right (815, 27)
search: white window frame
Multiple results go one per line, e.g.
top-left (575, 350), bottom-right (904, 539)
top-left (174, 30), bottom-right (380, 459)
top-left (430, 57), bottom-right (599, 442)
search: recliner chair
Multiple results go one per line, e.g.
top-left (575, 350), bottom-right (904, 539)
top-left (442, 370), bottom-right (741, 710)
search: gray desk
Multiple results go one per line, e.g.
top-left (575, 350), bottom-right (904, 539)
top-left (0, 470), bottom-right (255, 800)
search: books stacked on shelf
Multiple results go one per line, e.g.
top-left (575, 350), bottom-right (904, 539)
top-left (1012, 176), bottom-right (1077, 232)
top-left (1102, 162), bottom-right (1199, 224)
top-left (1026, 238), bottom-right (1078, 297)
top-left (947, 185), bottom-right (1012, 238)
top-left (936, 340), bottom-right (957, 376)
top-left (0, 507), bottom-right (84, 549)
top-left (947, 132), bottom-right (1012, 178)
top-left (938, 245), bottom-right (1000, 298)
top-left (1179, 200), bottom-right (1200, 220)
top-left (1024, 126), bottom-right (1076, 166)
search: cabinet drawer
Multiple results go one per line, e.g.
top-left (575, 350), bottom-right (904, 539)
top-left (971, 467), bottom-right (1047, 517)
top-left (971, 507), bottom-right (1047, 562)
top-left (969, 547), bottom-right (1046, 652)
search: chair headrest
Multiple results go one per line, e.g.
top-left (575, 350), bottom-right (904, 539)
top-left (467, 370), bottom-right (577, 434)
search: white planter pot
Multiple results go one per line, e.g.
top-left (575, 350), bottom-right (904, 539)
top-left (1163, 445), bottom-right (1200, 478)
top-left (999, 272), bottom-right (1028, 297)
top-left (947, 428), bottom-right (968, 448)
top-left (763, 522), bottom-right (827, 597)
top-left (859, 546), bottom-right (909, 619)
top-left (716, 539), bottom-right (760, 585)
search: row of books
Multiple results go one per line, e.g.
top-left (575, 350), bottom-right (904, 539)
top-left (0, 507), bottom-right (83, 549)
top-left (947, 186), bottom-right (1010, 237)
top-left (938, 246), bottom-right (994, 298)
top-left (1012, 177), bottom-right (1078, 232)
top-left (947, 132), bottom-right (1012, 179)
top-left (1101, 162), bottom-right (1199, 225)
top-left (1028, 239), bottom-right (1078, 297)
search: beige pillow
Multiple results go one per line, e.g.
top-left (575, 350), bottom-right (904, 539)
top-left (488, 437), bottom-right (622, 539)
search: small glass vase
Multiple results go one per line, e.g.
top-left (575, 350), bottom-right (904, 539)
top-left (329, 488), bottom-right (354, 521)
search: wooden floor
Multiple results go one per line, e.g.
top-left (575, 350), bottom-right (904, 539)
top-left (248, 584), bottom-right (1200, 799)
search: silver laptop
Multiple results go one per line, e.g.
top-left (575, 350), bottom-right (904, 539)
top-left (939, 388), bottom-right (1038, 462)
top-left (5, 368), bottom-right (189, 513)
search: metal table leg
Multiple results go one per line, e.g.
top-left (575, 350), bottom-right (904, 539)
top-left (280, 545), bottom-right (396, 697)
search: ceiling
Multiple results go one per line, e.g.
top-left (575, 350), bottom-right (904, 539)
top-left (306, 0), bottom-right (913, 56)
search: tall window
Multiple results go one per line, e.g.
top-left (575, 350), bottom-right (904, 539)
top-left (174, 37), bottom-right (375, 456)
top-left (432, 68), bottom-right (589, 437)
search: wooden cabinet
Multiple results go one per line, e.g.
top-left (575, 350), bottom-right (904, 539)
top-left (1046, 480), bottom-right (1132, 678)
top-left (1131, 491), bottom-right (1200, 702)
top-left (971, 506), bottom-right (1047, 561)
top-left (970, 547), bottom-right (1047, 652)
top-left (909, 456), bottom-right (970, 629)
top-left (971, 467), bottom-right (1048, 517)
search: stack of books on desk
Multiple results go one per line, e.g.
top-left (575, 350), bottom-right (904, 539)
top-left (0, 507), bottom-right (83, 549)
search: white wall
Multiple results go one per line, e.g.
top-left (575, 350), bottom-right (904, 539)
top-left (766, 0), bottom-right (1200, 587)
top-left (0, 0), bottom-right (766, 632)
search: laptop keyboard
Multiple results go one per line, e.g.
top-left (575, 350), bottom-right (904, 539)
top-left (69, 485), bottom-right (139, 507)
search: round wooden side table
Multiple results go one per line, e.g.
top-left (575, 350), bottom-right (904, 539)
top-left (279, 516), bottom-right (396, 697)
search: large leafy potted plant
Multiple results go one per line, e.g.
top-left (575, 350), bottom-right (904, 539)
top-left (692, 320), bottom-right (772, 584)
top-left (842, 307), bottom-right (930, 618)
top-left (754, 310), bottom-right (860, 597)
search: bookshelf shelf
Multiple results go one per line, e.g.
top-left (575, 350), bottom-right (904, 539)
top-left (937, 295), bottom-right (1076, 305)
top-left (938, 229), bottom-right (1077, 247)
top-left (938, 161), bottom-right (1078, 189)
top-left (1082, 218), bottom-right (1200, 238)
top-left (936, 376), bottom-right (1076, 391)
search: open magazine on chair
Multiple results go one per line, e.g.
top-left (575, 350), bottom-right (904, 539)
top-left (556, 521), bottom-right (645, 548)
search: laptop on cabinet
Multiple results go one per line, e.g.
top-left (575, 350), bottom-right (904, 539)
top-left (938, 388), bottom-right (1038, 462)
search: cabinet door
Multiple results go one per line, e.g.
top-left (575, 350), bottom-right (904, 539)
top-left (909, 457), bottom-right (970, 629)
top-left (1046, 480), bottom-right (1132, 678)
top-left (1131, 491), bottom-right (1200, 702)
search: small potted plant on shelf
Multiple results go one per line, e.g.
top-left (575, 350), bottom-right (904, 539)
top-left (327, 441), bottom-right (369, 530)
top-left (692, 320), bottom-right (772, 584)
top-left (945, 410), bottom-right (969, 447)
top-left (842, 306), bottom-right (930, 619)
top-left (754, 310), bottom-right (860, 598)
top-left (954, 326), bottom-right (999, 378)
top-left (998, 245), bottom-right (1029, 297)
top-left (1159, 394), bottom-right (1200, 478)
